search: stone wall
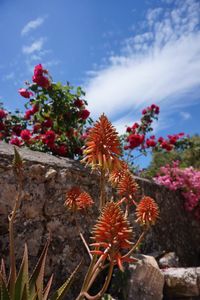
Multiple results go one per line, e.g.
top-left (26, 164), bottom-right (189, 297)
top-left (0, 143), bottom-right (200, 299)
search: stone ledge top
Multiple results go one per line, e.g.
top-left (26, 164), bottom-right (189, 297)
top-left (0, 142), bottom-right (83, 170)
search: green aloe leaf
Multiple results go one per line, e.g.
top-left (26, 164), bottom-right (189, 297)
top-left (14, 244), bottom-right (29, 300)
top-left (50, 260), bottom-right (82, 300)
top-left (0, 273), bottom-right (10, 300)
top-left (29, 240), bottom-right (49, 300)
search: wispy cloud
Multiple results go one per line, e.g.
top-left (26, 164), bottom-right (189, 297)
top-left (3, 72), bottom-right (15, 81)
top-left (85, 0), bottom-right (200, 133)
top-left (22, 38), bottom-right (45, 54)
top-left (180, 111), bottom-right (191, 120)
top-left (21, 16), bottom-right (46, 36)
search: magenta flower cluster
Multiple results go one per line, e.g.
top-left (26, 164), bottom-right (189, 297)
top-left (154, 161), bottom-right (200, 221)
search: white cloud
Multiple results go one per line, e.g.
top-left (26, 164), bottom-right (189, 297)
top-left (3, 72), bottom-right (14, 80)
top-left (180, 111), bottom-right (191, 120)
top-left (22, 38), bottom-right (45, 54)
top-left (21, 17), bottom-right (46, 36)
top-left (85, 0), bottom-right (200, 133)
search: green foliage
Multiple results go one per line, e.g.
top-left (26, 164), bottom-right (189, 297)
top-left (0, 65), bottom-right (92, 159)
top-left (143, 135), bottom-right (200, 178)
top-left (0, 241), bottom-right (50, 300)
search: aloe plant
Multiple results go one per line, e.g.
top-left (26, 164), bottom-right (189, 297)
top-left (0, 147), bottom-right (81, 300)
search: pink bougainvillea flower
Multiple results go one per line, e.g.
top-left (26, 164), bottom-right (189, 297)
top-left (20, 129), bottom-right (31, 141)
top-left (18, 88), bottom-right (33, 99)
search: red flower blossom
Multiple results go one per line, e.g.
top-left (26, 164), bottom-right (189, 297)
top-left (74, 99), bottom-right (84, 108)
top-left (0, 122), bottom-right (5, 131)
top-left (18, 88), bottom-right (33, 98)
top-left (33, 123), bottom-right (41, 133)
top-left (12, 125), bottom-right (22, 136)
top-left (24, 109), bottom-right (33, 120)
top-left (161, 141), bottom-right (173, 151)
top-left (142, 109), bottom-right (147, 115)
top-left (158, 137), bottom-right (164, 143)
top-left (79, 109), bottom-right (90, 120)
top-left (42, 118), bottom-right (53, 128)
top-left (43, 130), bottom-right (56, 145)
top-left (31, 104), bottom-right (39, 114)
top-left (32, 64), bottom-right (51, 89)
top-left (136, 196), bottom-right (159, 226)
top-left (127, 134), bottom-right (144, 149)
top-left (132, 123), bottom-right (139, 129)
top-left (10, 137), bottom-right (23, 147)
top-left (56, 144), bottom-right (67, 156)
top-left (34, 64), bottom-right (45, 76)
top-left (90, 202), bottom-right (134, 271)
top-left (20, 129), bottom-right (31, 141)
top-left (146, 138), bottom-right (157, 147)
top-left (0, 109), bottom-right (7, 119)
top-left (126, 126), bottom-right (132, 133)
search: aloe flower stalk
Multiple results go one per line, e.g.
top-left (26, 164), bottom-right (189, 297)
top-left (81, 114), bottom-right (122, 209)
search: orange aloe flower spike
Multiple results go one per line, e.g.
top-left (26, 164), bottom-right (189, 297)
top-left (76, 191), bottom-right (94, 210)
top-left (117, 170), bottom-right (138, 204)
top-left (81, 114), bottom-right (122, 172)
top-left (90, 202), bottom-right (133, 270)
top-left (64, 186), bottom-right (81, 212)
top-left (136, 196), bottom-right (159, 226)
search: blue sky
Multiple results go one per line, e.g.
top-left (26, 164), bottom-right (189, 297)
top-left (0, 0), bottom-right (200, 154)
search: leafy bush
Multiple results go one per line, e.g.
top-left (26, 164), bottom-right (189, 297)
top-left (0, 64), bottom-right (92, 158)
top-left (121, 104), bottom-right (187, 170)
